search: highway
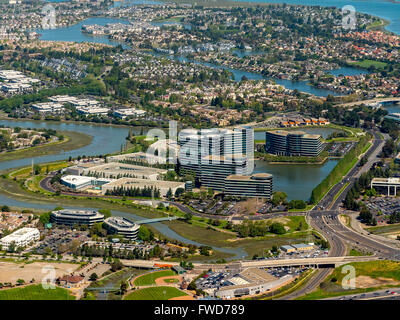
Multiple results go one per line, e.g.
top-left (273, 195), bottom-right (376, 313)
top-left (324, 287), bottom-right (400, 300)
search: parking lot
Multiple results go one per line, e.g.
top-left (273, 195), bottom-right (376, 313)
top-left (364, 197), bottom-right (400, 223)
top-left (328, 142), bottom-right (355, 157)
top-left (33, 228), bottom-right (90, 255)
top-left (195, 266), bottom-right (310, 291)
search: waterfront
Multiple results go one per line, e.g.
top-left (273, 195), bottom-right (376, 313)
top-left (36, 17), bottom-right (131, 48)
top-left (37, 18), bottom-right (370, 97)
top-left (254, 159), bottom-right (338, 201)
top-left (241, 0), bottom-right (400, 35)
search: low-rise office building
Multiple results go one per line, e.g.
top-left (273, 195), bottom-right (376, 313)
top-left (101, 177), bottom-right (185, 197)
top-left (31, 102), bottom-right (65, 114)
top-left (60, 175), bottom-right (114, 191)
top-left (60, 175), bottom-right (95, 190)
top-left (82, 162), bottom-right (167, 180)
top-left (215, 268), bottom-right (292, 299)
top-left (0, 227), bottom-right (40, 250)
top-left (280, 245), bottom-right (297, 253)
top-left (50, 209), bottom-right (104, 226)
top-left (103, 217), bottom-right (140, 240)
top-left (223, 173), bottom-right (273, 199)
top-left (280, 243), bottom-right (314, 253)
top-left (291, 243), bottom-right (314, 252)
top-left (371, 177), bottom-right (400, 196)
top-left (265, 130), bottom-right (324, 157)
top-left (113, 108), bottom-right (147, 119)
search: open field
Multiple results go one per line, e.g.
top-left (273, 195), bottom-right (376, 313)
top-left (349, 59), bottom-right (387, 70)
top-left (0, 131), bottom-right (92, 162)
top-left (297, 261), bottom-right (400, 300)
top-left (164, 219), bottom-right (314, 259)
top-left (0, 261), bottom-right (79, 285)
top-left (134, 270), bottom-right (176, 286)
top-left (0, 284), bottom-right (75, 300)
top-left (124, 286), bottom-right (188, 300)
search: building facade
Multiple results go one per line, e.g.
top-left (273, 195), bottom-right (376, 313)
top-left (265, 130), bottom-right (323, 157)
top-left (0, 227), bottom-right (40, 250)
top-left (50, 209), bottom-right (104, 226)
top-left (223, 173), bottom-right (273, 199)
top-left (178, 126), bottom-right (254, 190)
top-left (103, 217), bottom-right (140, 240)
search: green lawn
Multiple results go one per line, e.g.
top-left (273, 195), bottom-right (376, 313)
top-left (366, 223), bottom-right (400, 235)
top-left (134, 270), bottom-right (176, 286)
top-left (125, 286), bottom-right (188, 300)
top-left (349, 59), bottom-right (387, 70)
top-left (0, 285), bottom-right (75, 300)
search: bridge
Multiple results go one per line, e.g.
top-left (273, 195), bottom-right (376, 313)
top-left (120, 256), bottom-right (376, 270)
top-left (136, 216), bottom-right (179, 225)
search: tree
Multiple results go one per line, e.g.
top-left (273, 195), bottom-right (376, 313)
top-left (138, 226), bottom-right (154, 241)
top-left (166, 188), bottom-right (173, 200)
top-left (89, 273), bottom-right (98, 281)
top-left (272, 191), bottom-right (287, 206)
top-left (110, 259), bottom-right (123, 272)
top-left (119, 282), bottom-right (128, 295)
top-left (269, 222), bottom-right (286, 235)
top-left (33, 164), bottom-right (41, 175)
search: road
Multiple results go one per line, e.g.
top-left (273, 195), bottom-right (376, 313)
top-left (324, 287), bottom-right (400, 300)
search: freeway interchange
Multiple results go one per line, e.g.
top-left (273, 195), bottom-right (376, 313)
top-left (282, 130), bottom-right (400, 299)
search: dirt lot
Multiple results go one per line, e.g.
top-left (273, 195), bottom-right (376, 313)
top-left (355, 275), bottom-right (400, 289)
top-left (155, 275), bottom-right (182, 286)
top-left (0, 261), bottom-right (79, 284)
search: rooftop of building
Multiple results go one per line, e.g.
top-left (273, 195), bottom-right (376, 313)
top-left (51, 209), bottom-right (104, 218)
top-left (61, 175), bottom-right (94, 185)
top-left (371, 177), bottom-right (400, 184)
top-left (102, 177), bottom-right (185, 189)
top-left (225, 173), bottom-right (272, 181)
top-left (104, 217), bottom-right (139, 230)
top-left (267, 130), bottom-right (321, 139)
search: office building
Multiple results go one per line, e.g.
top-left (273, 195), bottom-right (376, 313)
top-left (0, 227), bottom-right (40, 250)
top-left (265, 130), bottom-right (323, 157)
top-left (103, 217), bottom-right (140, 240)
top-left (50, 209), bottom-right (104, 226)
top-left (215, 268), bottom-right (292, 299)
top-left (371, 177), bottom-right (400, 196)
top-left (178, 126), bottom-right (254, 190)
top-left (100, 177), bottom-right (185, 197)
top-left (223, 173), bottom-right (273, 199)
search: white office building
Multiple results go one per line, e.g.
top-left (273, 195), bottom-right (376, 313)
top-left (0, 227), bottom-right (40, 250)
top-left (103, 217), bottom-right (140, 240)
top-left (178, 126), bottom-right (254, 190)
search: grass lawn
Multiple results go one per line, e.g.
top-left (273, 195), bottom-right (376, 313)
top-left (164, 278), bottom-right (179, 283)
top-left (125, 286), bottom-right (187, 300)
top-left (366, 223), bottom-right (400, 235)
top-left (134, 270), bottom-right (176, 286)
top-left (348, 248), bottom-right (372, 256)
top-left (0, 284), bottom-right (75, 300)
top-left (349, 59), bottom-right (387, 70)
